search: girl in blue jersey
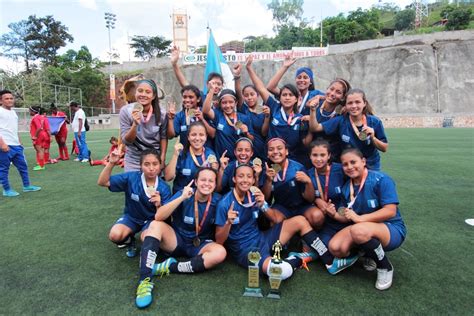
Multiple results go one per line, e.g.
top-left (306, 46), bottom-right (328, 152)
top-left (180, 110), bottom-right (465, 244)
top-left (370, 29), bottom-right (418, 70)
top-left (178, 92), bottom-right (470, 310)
top-left (329, 148), bottom-right (406, 290)
top-left (217, 137), bottom-right (264, 193)
top-left (134, 167), bottom-right (226, 308)
top-left (215, 164), bottom-right (358, 280)
top-left (306, 139), bottom-right (349, 247)
top-left (164, 121), bottom-right (219, 193)
top-left (246, 55), bottom-right (311, 164)
top-left (266, 54), bottom-right (324, 115)
top-left (166, 85), bottom-right (215, 147)
top-left (202, 88), bottom-right (254, 160)
top-left (261, 138), bottom-right (315, 224)
top-left (304, 78), bottom-right (351, 162)
top-left (97, 148), bottom-right (172, 256)
top-left (309, 88), bottom-right (388, 170)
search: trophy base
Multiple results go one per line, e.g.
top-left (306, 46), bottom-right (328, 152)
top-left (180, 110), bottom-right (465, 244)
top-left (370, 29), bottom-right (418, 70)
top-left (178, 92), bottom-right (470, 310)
top-left (266, 290), bottom-right (281, 299)
top-left (243, 287), bottom-right (264, 298)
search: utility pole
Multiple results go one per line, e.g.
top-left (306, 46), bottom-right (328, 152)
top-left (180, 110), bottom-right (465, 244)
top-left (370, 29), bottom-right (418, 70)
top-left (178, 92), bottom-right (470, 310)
top-left (104, 12), bottom-right (117, 113)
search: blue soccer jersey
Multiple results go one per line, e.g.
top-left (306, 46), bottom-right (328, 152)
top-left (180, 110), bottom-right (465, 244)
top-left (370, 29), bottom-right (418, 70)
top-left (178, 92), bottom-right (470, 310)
top-left (109, 171), bottom-right (172, 221)
top-left (168, 190), bottom-right (221, 241)
top-left (340, 170), bottom-right (406, 238)
top-left (262, 159), bottom-right (309, 209)
top-left (173, 146), bottom-right (217, 193)
top-left (213, 108), bottom-right (254, 161)
top-left (215, 190), bottom-right (261, 260)
top-left (310, 102), bottom-right (343, 161)
top-left (239, 103), bottom-right (266, 160)
top-left (221, 160), bottom-right (265, 194)
top-left (264, 96), bottom-right (307, 162)
top-left (299, 89), bottom-right (325, 116)
top-left (321, 114), bottom-right (388, 170)
top-left (172, 110), bottom-right (198, 146)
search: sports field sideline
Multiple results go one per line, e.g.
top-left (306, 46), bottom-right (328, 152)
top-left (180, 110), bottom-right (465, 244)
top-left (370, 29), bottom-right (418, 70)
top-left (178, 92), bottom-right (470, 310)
top-left (1, 128), bottom-right (473, 315)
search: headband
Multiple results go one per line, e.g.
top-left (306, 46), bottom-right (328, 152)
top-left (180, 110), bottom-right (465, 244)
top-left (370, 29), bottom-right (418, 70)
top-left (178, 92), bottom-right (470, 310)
top-left (296, 67), bottom-right (314, 83)
top-left (137, 79), bottom-right (158, 95)
top-left (218, 89), bottom-right (237, 101)
top-left (267, 137), bottom-right (287, 146)
top-left (332, 78), bottom-right (349, 93)
top-left (235, 137), bottom-right (254, 148)
top-left (29, 106), bottom-right (39, 113)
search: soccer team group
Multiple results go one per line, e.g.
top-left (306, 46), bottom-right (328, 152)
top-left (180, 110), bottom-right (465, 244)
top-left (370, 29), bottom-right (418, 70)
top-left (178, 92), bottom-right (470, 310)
top-left (0, 51), bottom-right (407, 309)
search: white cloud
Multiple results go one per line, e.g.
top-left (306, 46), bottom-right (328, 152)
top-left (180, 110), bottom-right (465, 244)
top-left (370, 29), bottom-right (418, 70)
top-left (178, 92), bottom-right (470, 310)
top-left (328, 0), bottom-right (417, 13)
top-left (78, 0), bottom-right (98, 10)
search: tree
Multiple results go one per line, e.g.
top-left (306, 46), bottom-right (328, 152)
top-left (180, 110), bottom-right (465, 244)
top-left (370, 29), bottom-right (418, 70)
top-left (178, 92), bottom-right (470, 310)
top-left (395, 9), bottom-right (416, 31)
top-left (267, 0), bottom-right (305, 32)
top-left (0, 20), bottom-right (36, 72)
top-left (441, 5), bottom-right (472, 30)
top-left (25, 15), bottom-right (74, 66)
top-left (130, 35), bottom-right (171, 60)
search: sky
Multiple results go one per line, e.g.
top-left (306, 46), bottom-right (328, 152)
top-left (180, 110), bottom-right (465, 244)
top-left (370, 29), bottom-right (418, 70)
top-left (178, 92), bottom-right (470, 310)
top-left (0, 0), bottom-right (421, 72)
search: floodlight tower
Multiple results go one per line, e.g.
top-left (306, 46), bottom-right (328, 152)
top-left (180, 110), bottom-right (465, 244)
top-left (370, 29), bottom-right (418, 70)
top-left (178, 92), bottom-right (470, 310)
top-left (104, 12), bottom-right (117, 113)
top-left (413, 0), bottom-right (429, 28)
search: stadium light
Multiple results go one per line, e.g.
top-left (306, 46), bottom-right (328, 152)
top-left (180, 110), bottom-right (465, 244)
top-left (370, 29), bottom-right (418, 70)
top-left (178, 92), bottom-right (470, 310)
top-left (104, 12), bottom-right (117, 113)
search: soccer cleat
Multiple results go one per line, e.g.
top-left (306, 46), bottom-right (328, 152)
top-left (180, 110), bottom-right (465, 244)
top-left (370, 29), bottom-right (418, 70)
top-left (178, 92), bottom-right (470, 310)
top-left (33, 165), bottom-right (45, 171)
top-left (152, 257), bottom-right (177, 276)
top-left (23, 185), bottom-right (41, 192)
top-left (288, 251), bottom-right (318, 271)
top-left (360, 256), bottom-right (377, 272)
top-left (326, 255), bottom-right (359, 275)
top-left (73, 158), bottom-right (80, 162)
top-left (126, 236), bottom-right (137, 258)
top-left (135, 277), bottom-right (154, 309)
top-left (80, 159), bottom-right (89, 163)
top-left (3, 189), bottom-right (20, 197)
top-left (375, 266), bottom-right (394, 290)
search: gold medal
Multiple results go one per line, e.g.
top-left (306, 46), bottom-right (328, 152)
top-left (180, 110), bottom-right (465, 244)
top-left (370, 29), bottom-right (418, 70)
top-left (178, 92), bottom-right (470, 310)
top-left (235, 121), bottom-right (243, 129)
top-left (252, 158), bottom-right (262, 167)
top-left (249, 186), bottom-right (258, 194)
top-left (146, 185), bottom-right (155, 196)
top-left (188, 108), bottom-right (195, 117)
top-left (207, 154), bottom-right (217, 164)
top-left (272, 163), bottom-right (282, 173)
top-left (337, 207), bottom-right (346, 216)
top-left (358, 131), bottom-right (368, 141)
top-left (133, 103), bottom-right (143, 112)
top-left (193, 237), bottom-right (201, 247)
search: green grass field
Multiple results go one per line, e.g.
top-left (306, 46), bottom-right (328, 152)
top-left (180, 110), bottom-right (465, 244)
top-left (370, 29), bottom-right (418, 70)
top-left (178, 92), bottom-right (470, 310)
top-left (1, 128), bottom-right (473, 315)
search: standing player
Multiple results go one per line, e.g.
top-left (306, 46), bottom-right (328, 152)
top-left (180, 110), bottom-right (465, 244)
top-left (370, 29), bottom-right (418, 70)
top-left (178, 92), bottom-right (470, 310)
top-left (69, 101), bottom-right (90, 163)
top-left (50, 103), bottom-right (69, 161)
top-left (0, 90), bottom-right (41, 196)
top-left (97, 148), bottom-right (172, 258)
top-left (329, 148), bottom-right (406, 290)
top-left (134, 168), bottom-right (226, 309)
top-left (29, 106), bottom-right (51, 170)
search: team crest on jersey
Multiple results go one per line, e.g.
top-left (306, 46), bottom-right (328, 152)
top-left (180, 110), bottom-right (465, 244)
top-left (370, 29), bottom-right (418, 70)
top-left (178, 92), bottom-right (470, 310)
top-left (342, 134), bottom-right (350, 143)
top-left (368, 199), bottom-right (378, 208)
top-left (184, 216), bottom-right (194, 224)
top-left (335, 186), bottom-right (341, 194)
top-left (131, 193), bottom-right (140, 201)
top-left (217, 123), bottom-right (224, 130)
top-left (180, 125), bottom-right (187, 132)
top-left (182, 168), bottom-right (191, 176)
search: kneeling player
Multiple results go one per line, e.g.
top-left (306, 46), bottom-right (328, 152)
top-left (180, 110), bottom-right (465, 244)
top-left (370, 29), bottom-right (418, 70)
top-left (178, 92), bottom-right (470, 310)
top-left (135, 167), bottom-right (226, 309)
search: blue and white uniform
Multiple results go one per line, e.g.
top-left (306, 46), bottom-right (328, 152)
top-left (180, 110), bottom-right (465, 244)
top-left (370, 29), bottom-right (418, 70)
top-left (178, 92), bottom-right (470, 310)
top-left (262, 159), bottom-right (311, 218)
top-left (215, 190), bottom-right (282, 268)
top-left (264, 96), bottom-right (307, 164)
top-left (308, 163), bottom-right (348, 244)
top-left (299, 89), bottom-right (325, 116)
top-left (310, 102), bottom-right (343, 162)
top-left (166, 191), bottom-right (221, 257)
top-left (340, 170), bottom-right (406, 251)
top-left (213, 108), bottom-right (254, 161)
top-left (321, 115), bottom-right (387, 170)
top-left (220, 160), bottom-right (265, 194)
top-left (238, 103), bottom-right (266, 160)
top-left (109, 171), bottom-right (172, 232)
top-left (171, 109), bottom-right (213, 148)
top-left (173, 146), bottom-right (217, 194)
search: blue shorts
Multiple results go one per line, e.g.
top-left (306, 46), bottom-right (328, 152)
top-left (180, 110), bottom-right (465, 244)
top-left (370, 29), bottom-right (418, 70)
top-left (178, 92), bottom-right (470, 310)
top-left (318, 225), bottom-right (341, 246)
top-left (271, 203), bottom-right (312, 218)
top-left (384, 222), bottom-right (405, 251)
top-left (170, 232), bottom-right (213, 258)
top-left (114, 214), bottom-right (151, 234)
top-left (235, 222), bottom-right (283, 269)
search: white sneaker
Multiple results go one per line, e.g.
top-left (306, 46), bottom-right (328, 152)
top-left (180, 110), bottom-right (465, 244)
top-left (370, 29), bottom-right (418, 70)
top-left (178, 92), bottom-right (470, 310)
top-left (375, 266), bottom-right (394, 290)
top-left (81, 159), bottom-right (89, 163)
top-left (361, 256), bottom-right (377, 271)
top-left (73, 158), bottom-right (80, 162)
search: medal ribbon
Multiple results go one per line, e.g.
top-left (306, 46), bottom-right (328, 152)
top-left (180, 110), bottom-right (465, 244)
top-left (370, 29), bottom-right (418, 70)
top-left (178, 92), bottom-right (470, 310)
top-left (224, 112), bottom-right (238, 128)
top-left (314, 164), bottom-right (331, 202)
top-left (349, 114), bottom-right (367, 139)
top-left (194, 194), bottom-right (212, 237)
top-left (273, 159), bottom-right (289, 182)
top-left (319, 101), bottom-right (337, 118)
top-left (189, 147), bottom-right (206, 167)
top-left (142, 105), bottom-right (153, 124)
top-left (298, 91), bottom-right (310, 114)
top-left (348, 168), bottom-right (368, 208)
top-left (185, 108), bottom-right (197, 125)
top-left (141, 173), bottom-right (159, 198)
top-left (233, 188), bottom-right (255, 208)
top-left (280, 107), bottom-right (299, 126)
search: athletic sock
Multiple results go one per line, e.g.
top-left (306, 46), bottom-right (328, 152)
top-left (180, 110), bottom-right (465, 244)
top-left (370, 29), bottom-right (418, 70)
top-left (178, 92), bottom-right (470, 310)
top-left (44, 152), bottom-right (50, 163)
top-left (359, 238), bottom-right (392, 270)
top-left (302, 230), bottom-right (333, 265)
top-left (284, 256), bottom-right (303, 270)
top-left (63, 146), bottom-right (69, 159)
top-left (169, 254), bottom-right (205, 273)
top-left (139, 236), bottom-right (161, 281)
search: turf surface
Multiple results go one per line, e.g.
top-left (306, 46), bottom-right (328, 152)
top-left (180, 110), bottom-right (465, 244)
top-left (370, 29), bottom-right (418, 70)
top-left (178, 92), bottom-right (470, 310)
top-left (1, 128), bottom-right (473, 315)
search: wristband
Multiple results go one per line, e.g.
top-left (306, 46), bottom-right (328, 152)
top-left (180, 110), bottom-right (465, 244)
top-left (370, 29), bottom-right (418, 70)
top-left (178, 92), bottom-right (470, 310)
top-left (260, 201), bottom-right (269, 212)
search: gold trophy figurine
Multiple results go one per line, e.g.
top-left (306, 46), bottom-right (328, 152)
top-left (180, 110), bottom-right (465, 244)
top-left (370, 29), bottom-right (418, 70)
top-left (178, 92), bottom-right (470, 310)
top-left (267, 240), bottom-right (283, 299)
top-left (243, 249), bottom-right (264, 298)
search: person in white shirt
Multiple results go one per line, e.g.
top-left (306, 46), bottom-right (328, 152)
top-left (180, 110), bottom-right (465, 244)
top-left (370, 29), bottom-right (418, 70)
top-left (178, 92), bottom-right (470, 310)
top-left (0, 90), bottom-right (41, 197)
top-left (69, 101), bottom-right (90, 162)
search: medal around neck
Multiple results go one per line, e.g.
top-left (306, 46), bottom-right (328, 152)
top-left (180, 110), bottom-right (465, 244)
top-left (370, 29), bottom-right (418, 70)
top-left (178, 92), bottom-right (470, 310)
top-left (337, 207), bottom-right (346, 216)
top-left (193, 237), bottom-right (201, 247)
top-left (133, 103), bottom-right (144, 112)
top-left (358, 131), bottom-right (368, 141)
top-left (249, 186), bottom-right (258, 194)
top-left (252, 158), bottom-right (262, 167)
top-left (146, 185), bottom-right (155, 196)
top-left (271, 163), bottom-right (282, 173)
top-left (188, 108), bottom-right (195, 117)
top-left (243, 249), bottom-right (264, 298)
top-left (234, 121), bottom-right (243, 129)
top-left (207, 154), bottom-right (217, 164)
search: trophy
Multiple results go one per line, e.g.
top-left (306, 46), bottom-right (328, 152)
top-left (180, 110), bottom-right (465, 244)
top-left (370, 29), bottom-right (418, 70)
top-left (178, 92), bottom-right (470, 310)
top-left (267, 240), bottom-right (283, 299)
top-left (243, 249), bottom-right (264, 297)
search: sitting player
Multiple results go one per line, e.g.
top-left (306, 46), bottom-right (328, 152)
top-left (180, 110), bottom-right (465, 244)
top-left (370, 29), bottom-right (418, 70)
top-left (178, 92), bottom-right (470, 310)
top-left (89, 136), bottom-right (124, 167)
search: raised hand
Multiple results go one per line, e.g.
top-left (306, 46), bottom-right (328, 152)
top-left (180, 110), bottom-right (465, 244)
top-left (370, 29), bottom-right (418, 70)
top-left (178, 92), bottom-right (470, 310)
top-left (265, 162), bottom-right (276, 180)
top-left (181, 180), bottom-right (194, 200)
top-left (295, 171), bottom-right (311, 184)
top-left (283, 53), bottom-right (296, 68)
top-left (232, 63), bottom-right (242, 77)
top-left (307, 95), bottom-right (325, 109)
top-left (227, 201), bottom-right (238, 224)
top-left (245, 54), bottom-right (254, 68)
top-left (174, 142), bottom-right (184, 155)
top-left (219, 150), bottom-right (229, 170)
top-left (109, 149), bottom-right (121, 164)
top-left (131, 109), bottom-right (142, 125)
top-left (170, 45), bottom-right (180, 65)
top-left (262, 105), bottom-right (271, 117)
top-left (149, 191), bottom-right (161, 207)
top-left (167, 101), bottom-right (176, 120)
